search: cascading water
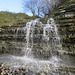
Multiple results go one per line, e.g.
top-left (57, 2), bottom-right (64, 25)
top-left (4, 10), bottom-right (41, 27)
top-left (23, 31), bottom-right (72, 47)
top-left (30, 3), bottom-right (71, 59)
top-left (43, 18), bottom-right (61, 57)
top-left (16, 18), bottom-right (62, 58)
top-left (11, 18), bottom-right (62, 70)
top-left (0, 18), bottom-right (63, 74)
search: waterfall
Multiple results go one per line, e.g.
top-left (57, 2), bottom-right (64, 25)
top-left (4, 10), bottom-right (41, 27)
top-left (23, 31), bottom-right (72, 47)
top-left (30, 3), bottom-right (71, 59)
top-left (12, 18), bottom-right (62, 70)
top-left (0, 18), bottom-right (62, 72)
top-left (43, 18), bottom-right (61, 57)
top-left (17, 18), bottom-right (61, 58)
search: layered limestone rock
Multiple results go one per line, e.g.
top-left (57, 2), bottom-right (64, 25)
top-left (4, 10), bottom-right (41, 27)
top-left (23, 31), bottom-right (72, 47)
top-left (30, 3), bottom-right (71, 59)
top-left (54, 3), bottom-right (75, 72)
top-left (0, 25), bottom-right (25, 55)
top-left (54, 2), bottom-right (75, 52)
top-left (0, 19), bottom-right (61, 60)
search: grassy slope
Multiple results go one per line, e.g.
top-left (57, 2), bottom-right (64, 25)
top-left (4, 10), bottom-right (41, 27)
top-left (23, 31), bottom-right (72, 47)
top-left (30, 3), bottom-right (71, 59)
top-left (0, 11), bottom-right (35, 26)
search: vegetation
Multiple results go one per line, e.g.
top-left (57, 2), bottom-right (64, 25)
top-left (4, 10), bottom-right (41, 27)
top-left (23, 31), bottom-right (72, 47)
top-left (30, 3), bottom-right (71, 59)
top-left (0, 11), bottom-right (35, 26)
top-left (62, 0), bottom-right (75, 7)
top-left (40, 0), bottom-right (75, 22)
top-left (46, 0), bottom-right (75, 17)
top-left (0, 0), bottom-right (74, 26)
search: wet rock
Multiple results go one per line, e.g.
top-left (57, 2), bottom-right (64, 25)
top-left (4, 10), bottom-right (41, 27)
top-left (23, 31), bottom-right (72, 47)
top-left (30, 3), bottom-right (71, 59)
top-left (54, 2), bottom-right (75, 52)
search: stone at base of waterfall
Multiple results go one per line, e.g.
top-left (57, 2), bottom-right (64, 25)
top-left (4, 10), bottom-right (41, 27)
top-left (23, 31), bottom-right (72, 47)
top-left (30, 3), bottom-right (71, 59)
top-left (0, 63), bottom-right (47, 75)
top-left (1, 63), bottom-right (74, 75)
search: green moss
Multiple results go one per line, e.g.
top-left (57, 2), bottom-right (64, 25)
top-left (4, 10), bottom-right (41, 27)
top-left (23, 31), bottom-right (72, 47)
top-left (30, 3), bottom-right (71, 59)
top-left (49, 9), bottom-right (60, 17)
top-left (70, 0), bottom-right (75, 3)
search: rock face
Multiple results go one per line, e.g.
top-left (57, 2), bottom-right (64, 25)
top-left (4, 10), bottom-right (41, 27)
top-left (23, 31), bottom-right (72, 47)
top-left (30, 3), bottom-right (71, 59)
top-left (0, 19), bottom-right (61, 59)
top-left (54, 2), bottom-right (75, 52)
top-left (54, 2), bottom-right (75, 74)
top-left (0, 25), bottom-right (25, 55)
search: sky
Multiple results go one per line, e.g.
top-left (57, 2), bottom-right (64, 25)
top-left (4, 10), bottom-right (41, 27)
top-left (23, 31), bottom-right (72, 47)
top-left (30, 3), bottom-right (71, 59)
top-left (0, 0), bottom-right (32, 16)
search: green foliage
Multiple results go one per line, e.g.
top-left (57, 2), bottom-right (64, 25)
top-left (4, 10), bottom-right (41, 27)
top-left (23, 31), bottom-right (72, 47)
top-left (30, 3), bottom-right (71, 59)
top-left (70, 0), bottom-right (75, 3)
top-left (61, 0), bottom-right (71, 7)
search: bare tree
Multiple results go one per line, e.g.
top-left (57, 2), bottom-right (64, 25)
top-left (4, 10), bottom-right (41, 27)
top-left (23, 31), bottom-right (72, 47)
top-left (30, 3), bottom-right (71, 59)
top-left (23, 0), bottom-right (66, 17)
top-left (40, 0), bottom-right (55, 17)
top-left (44, 0), bottom-right (59, 11)
top-left (41, 0), bottom-right (60, 15)
top-left (23, 0), bottom-right (37, 16)
top-left (36, 0), bottom-right (44, 16)
top-left (23, 0), bottom-right (44, 17)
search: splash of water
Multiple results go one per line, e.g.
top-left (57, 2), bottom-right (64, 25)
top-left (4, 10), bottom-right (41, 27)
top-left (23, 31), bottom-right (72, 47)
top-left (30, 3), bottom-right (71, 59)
top-left (43, 18), bottom-right (61, 56)
top-left (0, 18), bottom-right (62, 72)
top-left (16, 18), bottom-right (61, 57)
top-left (13, 18), bottom-right (62, 70)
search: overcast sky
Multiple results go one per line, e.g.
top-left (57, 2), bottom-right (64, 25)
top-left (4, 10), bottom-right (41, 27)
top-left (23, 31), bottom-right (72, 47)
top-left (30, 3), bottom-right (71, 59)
top-left (0, 0), bottom-right (32, 16)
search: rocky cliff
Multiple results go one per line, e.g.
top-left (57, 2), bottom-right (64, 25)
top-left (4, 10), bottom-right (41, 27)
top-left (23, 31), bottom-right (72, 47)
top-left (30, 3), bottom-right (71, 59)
top-left (54, 2), bottom-right (75, 54)
top-left (0, 23), bottom-right (25, 55)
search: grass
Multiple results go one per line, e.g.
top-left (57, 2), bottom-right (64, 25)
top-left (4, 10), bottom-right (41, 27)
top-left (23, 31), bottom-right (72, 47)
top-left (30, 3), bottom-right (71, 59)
top-left (0, 11), bottom-right (35, 26)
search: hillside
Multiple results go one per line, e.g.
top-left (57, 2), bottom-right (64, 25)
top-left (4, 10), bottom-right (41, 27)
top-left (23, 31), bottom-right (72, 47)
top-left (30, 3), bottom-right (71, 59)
top-left (0, 11), bottom-right (34, 26)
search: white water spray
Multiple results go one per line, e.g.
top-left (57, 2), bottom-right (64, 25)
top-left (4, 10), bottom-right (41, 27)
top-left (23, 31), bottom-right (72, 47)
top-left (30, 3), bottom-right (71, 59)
top-left (0, 18), bottom-right (62, 72)
top-left (12, 18), bottom-right (62, 70)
